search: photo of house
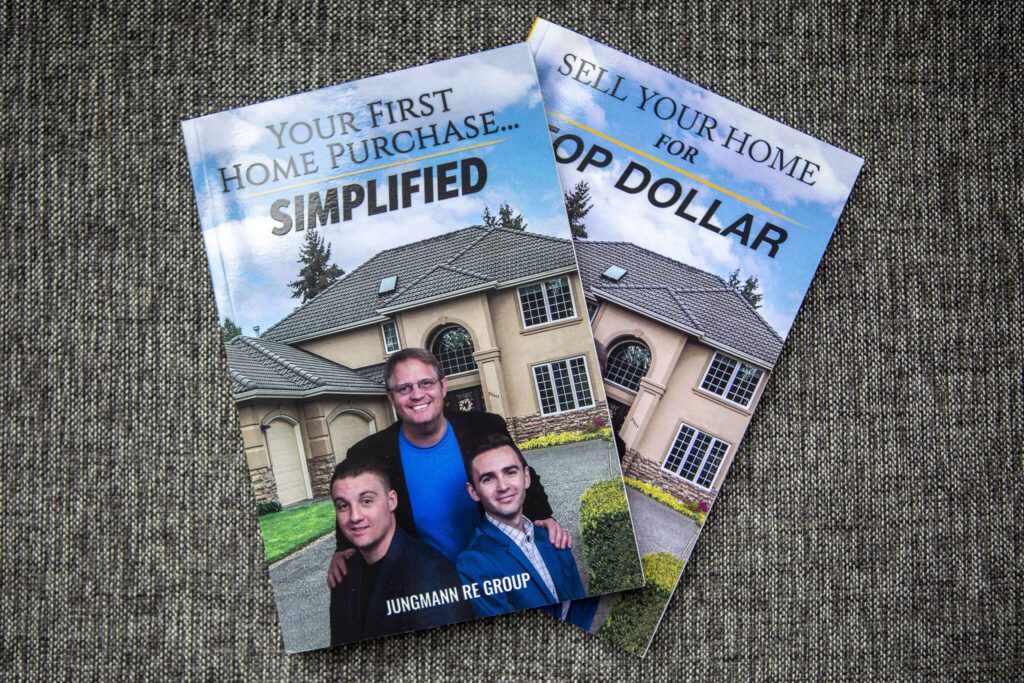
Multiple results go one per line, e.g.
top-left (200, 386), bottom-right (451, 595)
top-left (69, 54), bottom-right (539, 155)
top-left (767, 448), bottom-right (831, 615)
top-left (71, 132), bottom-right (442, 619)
top-left (227, 226), bottom-right (609, 507)
top-left (574, 240), bottom-right (784, 508)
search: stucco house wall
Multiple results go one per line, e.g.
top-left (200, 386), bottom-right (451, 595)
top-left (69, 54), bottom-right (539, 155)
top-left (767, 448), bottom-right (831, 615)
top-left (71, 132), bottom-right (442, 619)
top-left (489, 276), bottom-right (608, 438)
top-left (297, 275), bottom-right (607, 442)
top-left (591, 300), bottom-right (770, 506)
top-left (297, 323), bottom-right (388, 370)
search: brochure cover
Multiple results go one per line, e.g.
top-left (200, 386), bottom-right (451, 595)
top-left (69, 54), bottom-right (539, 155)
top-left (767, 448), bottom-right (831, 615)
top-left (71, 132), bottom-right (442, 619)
top-left (182, 44), bottom-right (644, 653)
top-left (529, 20), bottom-right (863, 655)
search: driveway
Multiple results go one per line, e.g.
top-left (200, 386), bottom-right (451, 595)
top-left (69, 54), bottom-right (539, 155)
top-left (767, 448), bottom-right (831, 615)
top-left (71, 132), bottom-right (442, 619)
top-left (268, 534), bottom-right (334, 653)
top-left (624, 486), bottom-right (701, 559)
top-left (265, 436), bottom-right (619, 653)
top-left (522, 437), bottom-right (622, 579)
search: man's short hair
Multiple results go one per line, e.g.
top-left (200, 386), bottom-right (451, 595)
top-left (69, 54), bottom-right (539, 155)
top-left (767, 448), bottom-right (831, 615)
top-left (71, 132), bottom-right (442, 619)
top-left (383, 348), bottom-right (445, 390)
top-left (462, 433), bottom-right (528, 483)
top-left (330, 459), bottom-right (393, 494)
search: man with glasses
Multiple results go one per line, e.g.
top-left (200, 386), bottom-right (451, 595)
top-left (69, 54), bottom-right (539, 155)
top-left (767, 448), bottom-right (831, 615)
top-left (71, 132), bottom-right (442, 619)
top-left (327, 348), bottom-right (569, 589)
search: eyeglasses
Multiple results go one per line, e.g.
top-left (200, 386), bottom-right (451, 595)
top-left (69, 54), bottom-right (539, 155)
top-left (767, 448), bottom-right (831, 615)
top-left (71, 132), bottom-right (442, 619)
top-left (389, 378), bottom-right (440, 396)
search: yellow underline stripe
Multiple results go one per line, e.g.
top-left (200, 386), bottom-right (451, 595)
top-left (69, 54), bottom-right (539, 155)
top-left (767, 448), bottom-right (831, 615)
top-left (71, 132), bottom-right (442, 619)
top-left (239, 139), bottom-right (507, 199)
top-left (526, 17), bottom-right (540, 41)
top-left (547, 111), bottom-right (801, 226)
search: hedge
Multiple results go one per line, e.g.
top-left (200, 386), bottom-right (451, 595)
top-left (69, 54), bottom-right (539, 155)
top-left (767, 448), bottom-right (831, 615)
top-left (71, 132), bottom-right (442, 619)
top-left (623, 477), bottom-right (706, 526)
top-left (517, 427), bottom-right (612, 451)
top-left (579, 479), bottom-right (644, 594)
top-left (597, 552), bottom-right (686, 655)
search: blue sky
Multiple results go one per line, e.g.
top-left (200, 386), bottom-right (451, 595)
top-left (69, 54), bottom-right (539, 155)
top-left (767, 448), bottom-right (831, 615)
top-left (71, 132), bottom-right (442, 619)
top-left (183, 44), bottom-right (570, 336)
top-left (530, 21), bottom-right (863, 336)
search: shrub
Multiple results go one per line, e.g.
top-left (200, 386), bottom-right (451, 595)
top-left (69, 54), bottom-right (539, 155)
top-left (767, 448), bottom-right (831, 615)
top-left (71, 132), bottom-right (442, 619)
top-left (517, 427), bottom-right (612, 451)
top-left (623, 477), bottom-right (706, 526)
top-left (256, 501), bottom-right (282, 516)
top-left (597, 552), bottom-right (685, 655)
top-left (579, 479), bottom-right (644, 594)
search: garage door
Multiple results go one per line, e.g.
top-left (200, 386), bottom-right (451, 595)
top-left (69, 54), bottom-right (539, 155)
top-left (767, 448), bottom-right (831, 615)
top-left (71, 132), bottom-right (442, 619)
top-left (266, 419), bottom-right (309, 506)
top-left (328, 412), bottom-right (375, 465)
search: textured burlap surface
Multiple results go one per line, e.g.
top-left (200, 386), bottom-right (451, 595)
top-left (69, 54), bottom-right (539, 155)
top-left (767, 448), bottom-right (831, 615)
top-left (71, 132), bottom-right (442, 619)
top-left (2, 1), bottom-right (1020, 680)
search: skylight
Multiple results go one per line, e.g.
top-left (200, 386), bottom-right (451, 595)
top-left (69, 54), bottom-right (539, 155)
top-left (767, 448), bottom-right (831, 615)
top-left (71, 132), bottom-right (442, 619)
top-left (602, 265), bottom-right (627, 282)
top-left (378, 275), bottom-right (397, 295)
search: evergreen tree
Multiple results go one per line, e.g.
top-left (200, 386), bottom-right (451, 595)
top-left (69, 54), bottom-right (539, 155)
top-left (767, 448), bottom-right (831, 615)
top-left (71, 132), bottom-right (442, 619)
top-left (726, 268), bottom-right (741, 290)
top-left (482, 206), bottom-right (498, 228)
top-left (289, 229), bottom-right (344, 303)
top-left (221, 317), bottom-right (242, 341)
top-left (726, 268), bottom-right (764, 309)
top-left (482, 203), bottom-right (527, 230)
top-left (498, 203), bottom-right (527, 230)
top-left (563, 181), bottom-right (593, 239)
top-left (740, 275), bottom-right (764, 309)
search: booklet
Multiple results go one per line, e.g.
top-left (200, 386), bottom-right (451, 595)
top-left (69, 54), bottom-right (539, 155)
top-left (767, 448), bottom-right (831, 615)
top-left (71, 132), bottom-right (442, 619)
top-left (528, 20), bottom-right (863, 656)
top-left (182, 44), bottom-right (644, 653)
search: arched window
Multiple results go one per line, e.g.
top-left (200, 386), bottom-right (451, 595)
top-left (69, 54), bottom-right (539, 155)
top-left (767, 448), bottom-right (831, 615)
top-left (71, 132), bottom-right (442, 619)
top-left (429, 325), bottom-right (477, 376)
top-left (605, 339), bottom-right (651, 392)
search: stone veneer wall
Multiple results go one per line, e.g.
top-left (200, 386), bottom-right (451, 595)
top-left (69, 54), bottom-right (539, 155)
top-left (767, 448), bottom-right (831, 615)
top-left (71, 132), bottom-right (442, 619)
top-left (622, 449), bottom-right (718, 509)
top-left (506, 402), bottom-right (609, 442)
top-left (249, 466), bottom-right (277, 506)
top-left (308, 454), bottom-right (336, 499)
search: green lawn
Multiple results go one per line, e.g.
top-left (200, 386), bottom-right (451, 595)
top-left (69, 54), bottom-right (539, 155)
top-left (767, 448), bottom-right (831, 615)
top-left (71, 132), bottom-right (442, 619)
top-left (259, 500), bottom-right (335, 564)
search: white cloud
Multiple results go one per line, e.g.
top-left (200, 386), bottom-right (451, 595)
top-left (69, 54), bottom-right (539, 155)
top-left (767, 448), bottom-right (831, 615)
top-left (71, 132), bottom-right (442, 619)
top-left (757, 300), bottom-right (792, 338)
top-left (534, 24), bottom-right (861, 215)
top-left (191, 46), bottom-right (540, 165)
top-left (186, 111), bottom-right (266, 158)
top-left (560, 160), bottom-right (740, 274)
top-left (203, 214), bottom-right (306, 324)
top-left (556, 161), bottom-right (810, 333)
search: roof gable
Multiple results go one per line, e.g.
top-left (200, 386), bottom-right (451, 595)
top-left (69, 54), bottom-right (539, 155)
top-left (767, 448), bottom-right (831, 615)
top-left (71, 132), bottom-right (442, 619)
top-left (263, 227), bottom-right (575, 343)
top-left (575, 241), bottom-right (784, 367)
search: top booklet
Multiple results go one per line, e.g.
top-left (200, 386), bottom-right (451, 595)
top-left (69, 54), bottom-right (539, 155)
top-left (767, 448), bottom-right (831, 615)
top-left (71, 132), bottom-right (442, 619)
top-left (529, 20), bottom-right (863, 655)
top-left (182, 44), bottom-right (643, 653)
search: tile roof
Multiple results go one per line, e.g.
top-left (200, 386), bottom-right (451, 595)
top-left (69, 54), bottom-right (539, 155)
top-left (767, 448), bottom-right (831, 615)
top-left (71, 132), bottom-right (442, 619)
top-left (225, 336), bottom-right (386, 400)
top-left (354, 362), bottom-right (387, 386)
top-left (574, 241), bottom-right (784, 367)
top-left (263, 227), bottom-right (576, 343)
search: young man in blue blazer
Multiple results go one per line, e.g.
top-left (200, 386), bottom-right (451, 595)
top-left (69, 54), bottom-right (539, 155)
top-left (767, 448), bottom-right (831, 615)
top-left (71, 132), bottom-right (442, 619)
top-left (456, 433), bottom-right (588, 619)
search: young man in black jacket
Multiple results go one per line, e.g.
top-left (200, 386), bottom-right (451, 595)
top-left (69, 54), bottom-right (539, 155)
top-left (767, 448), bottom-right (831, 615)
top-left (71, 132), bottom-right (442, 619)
top-left (329, 460), bottom-right (474, 644)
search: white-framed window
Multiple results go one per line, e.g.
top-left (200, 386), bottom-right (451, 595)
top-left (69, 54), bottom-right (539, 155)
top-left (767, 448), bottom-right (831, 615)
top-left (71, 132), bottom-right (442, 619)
top-left (518, 277), bottom-right (576, 328)
top-left (429, 325), bottom-right (477, 376)
top-left (700, 352), bottom-right (764, 407)
top-left (381, 320), bottom-right (401, 354)
top-left (587, 301), bottom-right (599, 321)
top-left (532, 355), bottom-right (594, 415)
top-left (605, 339), bottom-right (652, 393)
top-left (662, 423), bottom-right (730, 491)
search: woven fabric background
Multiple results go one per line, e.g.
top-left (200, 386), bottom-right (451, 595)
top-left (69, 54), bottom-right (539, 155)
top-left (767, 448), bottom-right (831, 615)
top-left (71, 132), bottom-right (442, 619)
top-left (2, 1), bottom-right (1021, 680)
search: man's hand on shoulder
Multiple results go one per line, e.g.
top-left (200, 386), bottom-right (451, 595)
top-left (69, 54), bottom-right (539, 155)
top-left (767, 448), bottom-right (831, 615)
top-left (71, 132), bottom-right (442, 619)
top-left (327, 549), bottom-right (357, 589)
top-left (534, 518), bottom-right (571, 550)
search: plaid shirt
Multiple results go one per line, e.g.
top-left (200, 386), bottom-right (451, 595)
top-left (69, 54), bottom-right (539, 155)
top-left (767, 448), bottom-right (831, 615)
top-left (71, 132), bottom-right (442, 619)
top-left (485, 514), bottom-right (559, 600)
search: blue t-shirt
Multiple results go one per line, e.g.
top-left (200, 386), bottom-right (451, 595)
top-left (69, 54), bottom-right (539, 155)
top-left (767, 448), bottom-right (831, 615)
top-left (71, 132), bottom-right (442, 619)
top-left (398, 421), bottom-right (480, 563)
